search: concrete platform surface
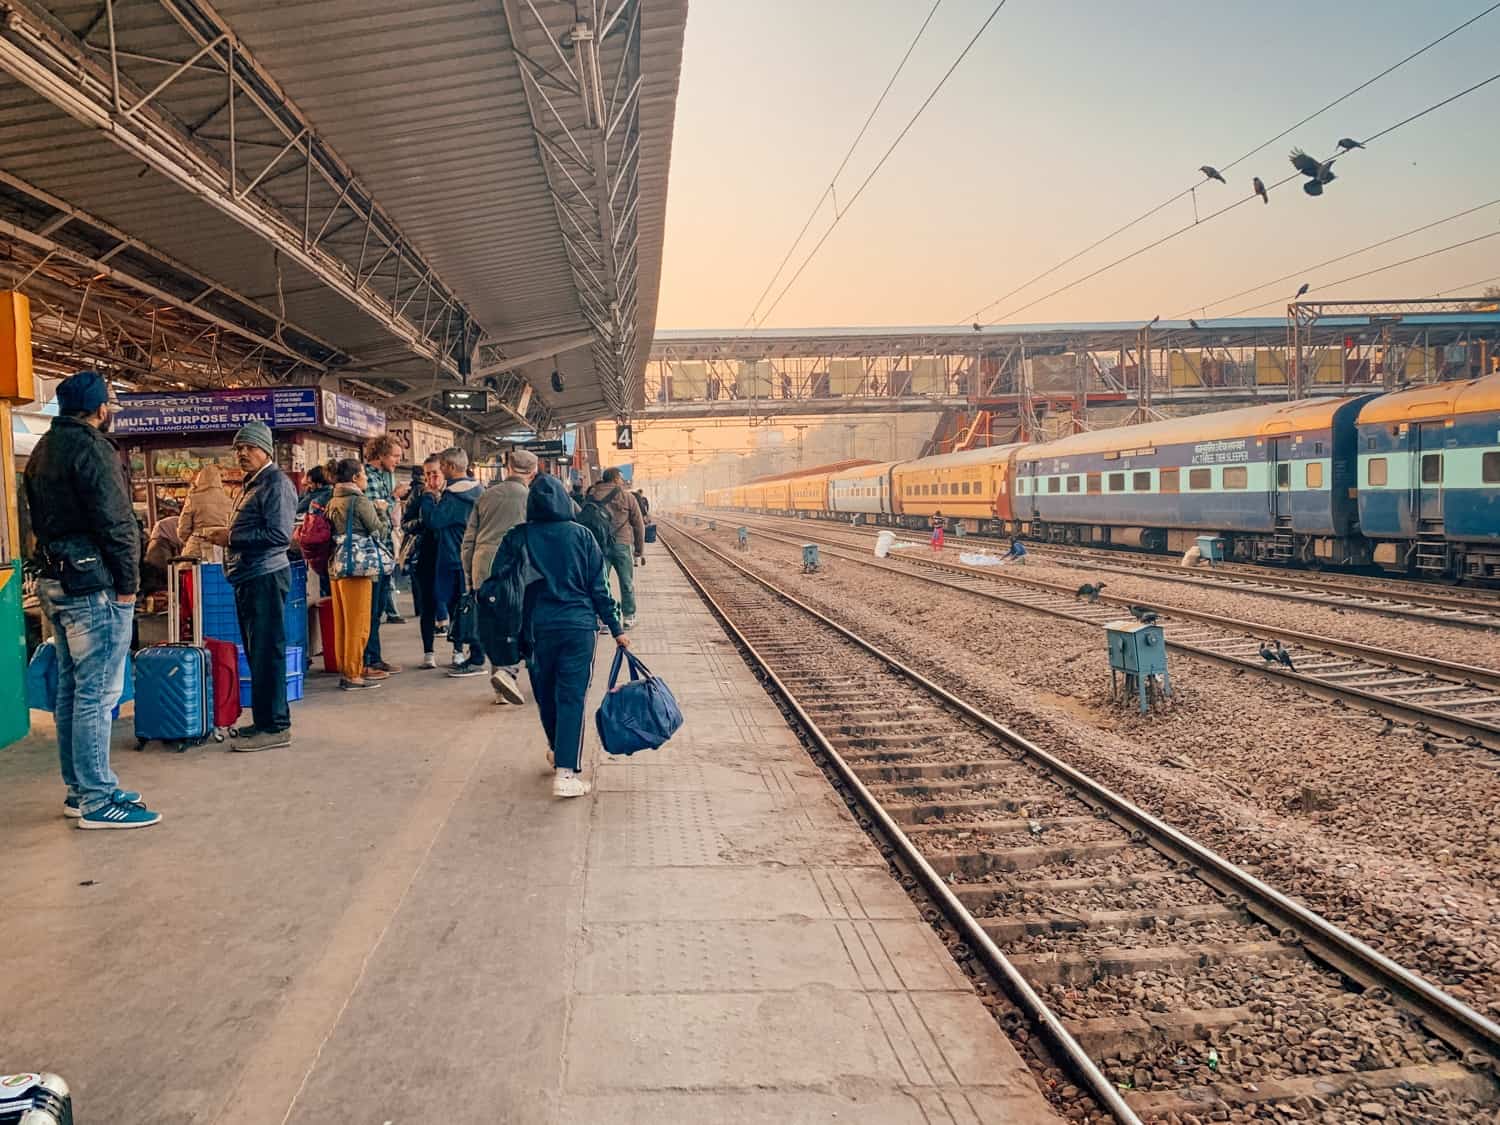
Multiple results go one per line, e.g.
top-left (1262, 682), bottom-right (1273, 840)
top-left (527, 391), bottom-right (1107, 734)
top-left (0, 557), bottom-right (1059, 1124)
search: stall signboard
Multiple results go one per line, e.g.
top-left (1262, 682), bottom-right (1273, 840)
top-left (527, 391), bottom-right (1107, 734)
top-left (387, 419), bottom-right (454, 465)
top-left (319, 390), bottom-right (387, 439)
top-left (114, 387), bottom-right (318, 435)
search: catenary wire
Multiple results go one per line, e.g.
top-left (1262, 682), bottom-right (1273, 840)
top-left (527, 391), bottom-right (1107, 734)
top-left (751, 0), bottom-right (1011, 329)
top-left (744, 0), bottom-right (944, 327)
top-left (978, 68), bottom-right (1500, 326)
top-left (1175, 196), bottom-right (1500, 317)
top-left (1430, 272), bottom-right (1500, 296)
top-left (960, 1), bottom-right (1500, 325)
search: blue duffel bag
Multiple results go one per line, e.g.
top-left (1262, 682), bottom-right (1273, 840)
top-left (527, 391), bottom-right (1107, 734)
top-left (595, 648), bottom-right (683, 756)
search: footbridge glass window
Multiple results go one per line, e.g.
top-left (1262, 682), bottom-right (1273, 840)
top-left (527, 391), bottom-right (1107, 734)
top-left (1223, 466), bottom-right (1248, 489)
top-left (1368, 458), bottom-right (1387, 486)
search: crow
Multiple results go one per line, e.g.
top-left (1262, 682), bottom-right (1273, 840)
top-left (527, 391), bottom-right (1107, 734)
top-left (1075, 581), bottom-right (1106, 603)
top-left (1290, 147), bottom-right (1336, 196)
top-left (1128, 604), bottom-right (1158, 624)
top-left (1253, 176), bottom-right (1269, 204)
top-left (1294, 282), bottom-right (1310, 299)
top-left (1258, 641), bottom-right (1279, 665)
top-left (1275, 641), bottom-right (1298, 673)
top-left (1337, 137), bottom-right (1365, 151)
top-left (1189, 318), bottom-right (1201, 329)
top-left (972, 322), bottom-right (983, 332)
top-left (1200, 165), bottom-right (1226, 184)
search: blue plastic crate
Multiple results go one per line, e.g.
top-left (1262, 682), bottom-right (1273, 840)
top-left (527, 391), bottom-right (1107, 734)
top-left (239, 672), bottom-right (304, 708)
top-left (235, 645), bottom-right (303, 678)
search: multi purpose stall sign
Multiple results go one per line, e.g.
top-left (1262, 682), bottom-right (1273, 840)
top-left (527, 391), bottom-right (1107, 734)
top-left (113, 387), bottom-right (320, 435)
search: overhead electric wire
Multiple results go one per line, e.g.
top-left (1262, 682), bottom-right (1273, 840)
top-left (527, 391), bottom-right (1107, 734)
top-left (960, 0), bottom-right (1500, 326)
top-left (976, 67), bottom-right (1500, 327)
top-left (744, 0), bottom-right (944, 327)
top-left (1176, 196), bottom-right (1500, 318)
top-left (1430, 272), bottom-right (1500, 297)
top-left (1221, 229), bottom-right (1500, 316)
top-left (751, 0), bottom-right (1012, 329)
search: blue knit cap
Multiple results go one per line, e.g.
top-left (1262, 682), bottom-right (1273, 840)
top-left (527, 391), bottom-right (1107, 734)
top-left (56, 370), bottom-right (111, 414)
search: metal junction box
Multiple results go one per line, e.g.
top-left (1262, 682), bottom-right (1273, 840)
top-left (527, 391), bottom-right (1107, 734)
top-left (1106, 620), bottom-right (1170, 713)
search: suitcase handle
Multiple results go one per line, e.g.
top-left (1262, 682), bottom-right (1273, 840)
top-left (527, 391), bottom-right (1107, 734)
top-left (168, 558), bottom-right (205, 647)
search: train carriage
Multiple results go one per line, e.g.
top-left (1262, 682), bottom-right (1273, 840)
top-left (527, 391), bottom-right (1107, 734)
top-left (791, 471), bottom-right (833, 512)
top-left (1015, 397), bottom-right (1373, 563)
top-left (892, 443), bottom-right (1027, 532)
top-left (1356, 373), bottom-right (1500, 578)
top-left (828, 460), bottom-right (900, 518)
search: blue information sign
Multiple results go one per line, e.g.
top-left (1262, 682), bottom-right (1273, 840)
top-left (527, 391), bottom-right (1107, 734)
top-left (319, 390), bottom-right (388, 438)
top-left (113, 387), bottom-right (320, 436)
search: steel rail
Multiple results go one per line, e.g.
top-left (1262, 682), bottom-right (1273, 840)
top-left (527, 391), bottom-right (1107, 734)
top-left (663, 519), bottom-right (1500, 1069)
top-left (721, 517), bottom-right (1500, 751)
top-left (658, 530), bottom-right (1145, 1125)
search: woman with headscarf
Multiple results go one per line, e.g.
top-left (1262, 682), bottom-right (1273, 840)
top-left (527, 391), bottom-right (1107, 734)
top-left (178, 463), bottom-right (233, 562)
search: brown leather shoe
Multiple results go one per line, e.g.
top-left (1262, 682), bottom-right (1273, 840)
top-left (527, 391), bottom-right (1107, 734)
top-left (363, 668), bottom-right (390, 681)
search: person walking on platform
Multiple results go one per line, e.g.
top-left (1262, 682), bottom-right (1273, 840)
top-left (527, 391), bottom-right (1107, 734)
top-left (201, 420), bottom-right (296, 752)
top-left (520, 473), bottom-right (629, 798)
top-left (419, 447), bottom-right (484, 674)
top-left (327, 459), bottom-right (386, 690)
top-left (461, 447), bottom-right (536, 703)
top-left (584, 467), bottom-right (645, 628)
top-left (178, 463), bottom-right (232, 562)
top-left (24, 370), bottom-right (159, 829)
top-left (633, 489), bottom-right (651, 521)
top-left (930, 510), bottom-right (946, 552)
top-left (361, 435), bottom-right (403, 677)
top-left (403, 455), bottom-right (445, 668)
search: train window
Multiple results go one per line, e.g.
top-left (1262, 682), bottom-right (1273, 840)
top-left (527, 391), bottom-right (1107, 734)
top-left (1066, 475), bottom-right (1080, 493)
top-left (1223, 467), bottom-right (1248, 489)
top-left (1107, 472), bottom-right (1125, 492)
top-left (1276, 463), bottom-right (1290, 489)
top-left (1132, 471), bottom-right (1151, 491)
top-left (1313, 441), bottom-right (1324, 455)
top-left (1188, 468), bottom-right (1211, 490)
top-left (1485, 452), bottom-right (1500, 483)
top-left (1421, 454), bottom-right (1441, 484)
top-left (1367, 458), bottom-right (1387, 486)
top-left (1047, 477), bottom-right (1060, 493)
top-left (1305, 462), bottom-right (1324, 488)
top-left (1086, 472), bottom-right (1101, 495)
top-left (1160, 468), bottom-right (1179, 493)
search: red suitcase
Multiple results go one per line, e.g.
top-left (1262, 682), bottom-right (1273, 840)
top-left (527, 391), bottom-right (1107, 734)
top-left (319, 599), bottom-right (339, 674)
top-left (205, 637), bottom-right (243, 730)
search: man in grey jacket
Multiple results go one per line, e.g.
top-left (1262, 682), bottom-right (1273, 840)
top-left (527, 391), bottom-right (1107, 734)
top-left (461, 447), bottom-right (537, 703)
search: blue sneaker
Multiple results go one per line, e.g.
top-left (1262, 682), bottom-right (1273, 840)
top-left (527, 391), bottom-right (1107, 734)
top-left (63, 790), bottom-right (141, 819)
top-left (77, 795), bottom-right (161, 830)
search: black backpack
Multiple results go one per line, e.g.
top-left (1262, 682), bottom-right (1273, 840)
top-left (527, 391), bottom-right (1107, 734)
top-left (477, 526), bottom-right (536, 666)
top-left (577, 487), bottom-right (618, 553)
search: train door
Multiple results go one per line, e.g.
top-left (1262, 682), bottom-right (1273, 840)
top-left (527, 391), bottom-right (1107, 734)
top-left (1269, 438), bottom-right (1292, 520)
top-left (1413, 423), bottom-right (1445, 526)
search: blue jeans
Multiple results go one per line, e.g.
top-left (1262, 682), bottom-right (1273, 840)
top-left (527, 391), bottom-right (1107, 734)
top-left (39, 580), bottom-right (133, 814)
top-left (365, 571), bottom-right (390, 665)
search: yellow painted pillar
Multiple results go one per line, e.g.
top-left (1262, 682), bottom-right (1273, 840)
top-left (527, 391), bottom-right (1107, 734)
top-left (1, 290), bottom-right (36, 748)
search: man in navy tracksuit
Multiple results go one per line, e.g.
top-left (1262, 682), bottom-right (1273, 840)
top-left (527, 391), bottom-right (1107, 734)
top-left (521, 474), bottom-right (629, 798)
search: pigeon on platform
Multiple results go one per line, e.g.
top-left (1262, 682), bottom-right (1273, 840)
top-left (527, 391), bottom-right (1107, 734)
top-left (1289, 148), bottom-right (1336, 196)
top-left (1200, 165), bottom-right (1226, 184)
top-left (1253, 176), bottom-right (1269, 204)
top-left (1075, 581), bottom-right (1106, 603)
top-left (1274, 641), bottom-right (1298, 673)
top-left (1189, 318), bottom-right (1201, 329)
top-left (1337, 137), bottom-right (1365, 151)
top-left (1294, 282), bottom-right (1310, 299)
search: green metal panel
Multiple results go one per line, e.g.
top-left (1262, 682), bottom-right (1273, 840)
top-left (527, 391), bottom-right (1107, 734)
top-left (0, 560), bottom-right (28, 748)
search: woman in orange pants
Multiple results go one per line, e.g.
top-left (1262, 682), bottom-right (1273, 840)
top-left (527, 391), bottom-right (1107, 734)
top-left (326, 459), bottom-right (385, 690)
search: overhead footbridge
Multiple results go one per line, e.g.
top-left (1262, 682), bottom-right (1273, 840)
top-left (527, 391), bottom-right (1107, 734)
top-left (0, 0), bottom-right (687, 438)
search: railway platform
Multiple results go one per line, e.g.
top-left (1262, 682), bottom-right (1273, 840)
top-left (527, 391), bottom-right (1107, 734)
top-left (0, 561), bottom-right (1058, 1124)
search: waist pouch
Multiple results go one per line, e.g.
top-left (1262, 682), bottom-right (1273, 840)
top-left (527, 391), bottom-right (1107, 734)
top-left (45, 537), bottom-right (112, 595)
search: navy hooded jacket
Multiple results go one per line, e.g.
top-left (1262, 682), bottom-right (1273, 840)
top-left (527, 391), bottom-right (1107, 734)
top-left (522, 474), bottom-right (621, 638)
top-left (419, 474), bottom-right (483, 593)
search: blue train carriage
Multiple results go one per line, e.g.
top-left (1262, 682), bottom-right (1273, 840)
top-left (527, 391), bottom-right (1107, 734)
top-left (1356, 374), bottom-right (1500, 579)
top-left (1015, 396), bottom-right (1374, 564)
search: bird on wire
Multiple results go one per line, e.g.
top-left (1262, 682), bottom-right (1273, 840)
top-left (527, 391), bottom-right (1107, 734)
top-left (1200, 165), bottom-right (1226, 184)
top-left (1253, 176), bottom-right (1269, 205)
top-left (1337, 137), bottom-right (1365, 151)
top-left (1294, 282), bottom-right (1310, 299)
top-left (1289, 147), bottom-right (1337, 196)
top-left (1075, 581), bottom-right (1106, 603)
top-left (1128, 604), bottom-right (1159, 625)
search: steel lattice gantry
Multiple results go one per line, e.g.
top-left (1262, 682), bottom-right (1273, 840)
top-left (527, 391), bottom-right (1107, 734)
top-left (0, 0), bottom-right (686, 436)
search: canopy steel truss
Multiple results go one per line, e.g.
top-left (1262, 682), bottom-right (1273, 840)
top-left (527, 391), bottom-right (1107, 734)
top-left (501, 0), bottom-right (644, 420)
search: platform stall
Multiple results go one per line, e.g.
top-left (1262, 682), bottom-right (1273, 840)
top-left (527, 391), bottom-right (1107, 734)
top-left (112, 387), bottom-right (386, 684)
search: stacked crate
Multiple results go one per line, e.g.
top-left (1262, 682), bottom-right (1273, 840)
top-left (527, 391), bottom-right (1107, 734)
top-left (198, 562), bottom-right (309, 703)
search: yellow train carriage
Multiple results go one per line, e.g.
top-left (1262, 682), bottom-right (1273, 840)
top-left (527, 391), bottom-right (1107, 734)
top-left (791, 472), bottom-right (832, 511)
top-left (730, 485), bottom-right (749, 509)
top-left (892, 443), bottom-right (1026, 529)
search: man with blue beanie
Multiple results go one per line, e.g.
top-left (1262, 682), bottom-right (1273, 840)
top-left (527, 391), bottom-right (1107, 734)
top-left (24, 370), bottom-right (159, 828)
top-left (201, 419), bottom-right (297, 751)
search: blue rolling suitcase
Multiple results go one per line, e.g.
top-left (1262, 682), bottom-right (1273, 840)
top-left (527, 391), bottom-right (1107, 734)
top-left (134, 560), bottom-right (219, 752)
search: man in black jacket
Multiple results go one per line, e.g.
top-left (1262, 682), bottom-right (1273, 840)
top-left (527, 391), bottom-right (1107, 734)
top-left (201, 420), bottom-right (297, 751)
top-left (24, 370), bottom-right (160, 829)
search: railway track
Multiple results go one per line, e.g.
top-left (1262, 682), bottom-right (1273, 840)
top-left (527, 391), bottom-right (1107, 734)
top-left (691, 514), bottom-right (1500, 752)
top-left (663, 525), bottom-right (1500, 1124)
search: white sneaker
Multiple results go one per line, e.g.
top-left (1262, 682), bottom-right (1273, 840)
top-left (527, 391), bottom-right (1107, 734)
top-left (623, 615), bottom-right (637, 629)
top-left (553, 769), bottom-right (591, 798)
top-left (490, 667), bottom-right (525, 705)
top-left (420, 653), bottom-right (436, 669)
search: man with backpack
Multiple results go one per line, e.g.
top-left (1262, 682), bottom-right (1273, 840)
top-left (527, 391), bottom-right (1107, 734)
top-left (581, 468), bottom-right (645, 628)
top-left (461, 448), bottom-right (536, 703)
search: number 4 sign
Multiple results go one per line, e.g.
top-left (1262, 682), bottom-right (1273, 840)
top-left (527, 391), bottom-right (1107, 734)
top-left (615, 422), bottom-right (634, 450)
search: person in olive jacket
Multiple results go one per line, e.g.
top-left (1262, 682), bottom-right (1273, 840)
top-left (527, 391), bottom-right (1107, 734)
top-left (200, 420), bottom-right (297, 752)
top-left (24, 371), bottom-right (160, 829)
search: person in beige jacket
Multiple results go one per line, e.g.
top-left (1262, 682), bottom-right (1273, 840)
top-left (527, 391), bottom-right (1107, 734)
top-left (460, 448), bottom-right (537, 703)
top-left (178, 463), bottom-right (233, 562)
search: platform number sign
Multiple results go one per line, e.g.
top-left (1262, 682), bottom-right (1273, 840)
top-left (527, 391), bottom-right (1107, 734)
top-left (615, 422), bottom-right (634, 450)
